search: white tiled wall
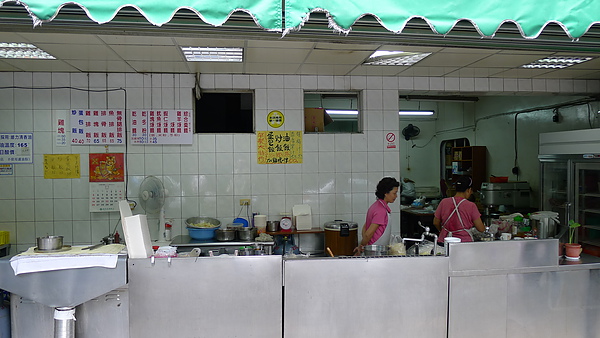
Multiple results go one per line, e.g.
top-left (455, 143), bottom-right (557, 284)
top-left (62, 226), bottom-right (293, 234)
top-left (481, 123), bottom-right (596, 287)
top-left (2, 72), bottom-right (599, 253)
top-left (0, 72), bottom-right (401, 253)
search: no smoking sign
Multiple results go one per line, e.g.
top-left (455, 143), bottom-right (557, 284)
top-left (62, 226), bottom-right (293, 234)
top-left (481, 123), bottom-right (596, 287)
top-left (385, 132), bottom-right (397, 149)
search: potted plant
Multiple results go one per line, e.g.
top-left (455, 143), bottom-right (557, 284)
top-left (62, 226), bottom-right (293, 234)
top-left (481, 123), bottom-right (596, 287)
top-left (564, 220), bottom-right (582, 259)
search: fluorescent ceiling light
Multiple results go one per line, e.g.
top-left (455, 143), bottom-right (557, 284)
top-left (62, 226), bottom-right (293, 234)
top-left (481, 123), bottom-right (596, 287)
top-left (0, 43), bottom-right (55, 59)
top-left (521, 56), bottom-right (594, 69)
top-left (181, 47), bottom-right (243, 62)
top-left (399, 110), bottom-right (435, 116)
top-left (364, 51), bottom-right (431, 66)
top-left (325, 109), bottom-right (358, 115)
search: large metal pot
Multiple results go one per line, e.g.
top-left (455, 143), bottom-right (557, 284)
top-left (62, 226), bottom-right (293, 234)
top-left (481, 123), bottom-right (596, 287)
top-left (215, 228), bottom-right (236, 241)
top-left (363, 245), bottom-right (388, 256)
top-left (324, 220), bottom-right (358, 256)
top-left (37, 235), bottom-right (63, 250)
top-left (530, 211), bottom-right (559, 239)
top-left (237, 227), bottom-right (258, 242)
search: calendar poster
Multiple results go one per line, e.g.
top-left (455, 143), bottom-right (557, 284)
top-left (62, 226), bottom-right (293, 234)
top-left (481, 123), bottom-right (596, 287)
top-left (129, 109), bottom-right (193, 144)
top-left (70, 109), bottom-right (125, 145)
top-left (89, 153), bottom-right (125, 182)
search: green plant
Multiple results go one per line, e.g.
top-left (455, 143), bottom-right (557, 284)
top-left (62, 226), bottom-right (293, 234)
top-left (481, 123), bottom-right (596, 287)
top-left (568, 220), bottom-right (581, 244)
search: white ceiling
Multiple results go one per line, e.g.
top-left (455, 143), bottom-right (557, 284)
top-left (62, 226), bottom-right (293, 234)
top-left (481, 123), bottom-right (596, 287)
top-left (1, 6), bottom-right (600, 81)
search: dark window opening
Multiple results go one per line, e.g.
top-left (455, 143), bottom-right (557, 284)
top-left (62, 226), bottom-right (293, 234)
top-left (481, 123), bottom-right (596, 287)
top-left (194, 91), bottom-right (254, 133)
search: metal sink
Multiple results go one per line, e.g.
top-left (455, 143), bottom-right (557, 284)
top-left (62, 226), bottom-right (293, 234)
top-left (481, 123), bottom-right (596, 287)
top-left (0, 255), bottom-right (127, 308)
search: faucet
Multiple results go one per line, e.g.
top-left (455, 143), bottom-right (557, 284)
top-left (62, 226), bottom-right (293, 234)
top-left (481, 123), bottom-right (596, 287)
top-left (401, 221), bottom-right (438, 256)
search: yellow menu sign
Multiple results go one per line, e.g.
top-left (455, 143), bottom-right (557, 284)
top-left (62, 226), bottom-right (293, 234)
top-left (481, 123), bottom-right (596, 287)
top-left (44, 154), bottom-right (81, 179)
top-left (257, 131), bottom-right (303, 164)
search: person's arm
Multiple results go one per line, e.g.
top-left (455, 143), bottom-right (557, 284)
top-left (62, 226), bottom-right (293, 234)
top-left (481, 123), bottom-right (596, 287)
top-left (473, 217), bottom-right (485, 232)
top-left (433, 217), bottom-right (442, 232)
top-left (360, 223), bottom-right (380, 247)
top-left (354, 222), bottom-right (380, 255)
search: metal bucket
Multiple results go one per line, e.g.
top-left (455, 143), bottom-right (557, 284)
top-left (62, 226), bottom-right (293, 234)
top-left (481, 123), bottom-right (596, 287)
top-left (530, 211), bottom-right (559, 239)
top-left (363, 245), bottom-right (388, 256)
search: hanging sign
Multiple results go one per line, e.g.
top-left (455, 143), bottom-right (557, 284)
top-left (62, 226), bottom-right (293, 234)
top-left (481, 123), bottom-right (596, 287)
top-left (129, 109), bottom-right (193, 144)
top-left (44, 154), bottom-right (80, 179)
top-left (0, 133), bottom-right (33, 164)
top-left (257, 131), bottom-right (303, 164)
top-left (267, 110), bottom-right (285, 128)
top-left (89, 153), bottom-right (125, 182)
top-left (385, 131), bottom-right (397, 149)
top-left (70, 109), bottom-right (125, 145)
top-left (55, 110), bottom-right (67, 147)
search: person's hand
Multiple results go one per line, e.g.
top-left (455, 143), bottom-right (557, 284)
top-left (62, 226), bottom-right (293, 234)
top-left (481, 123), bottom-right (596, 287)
top-left (353, 245), bottom-right (364, 256)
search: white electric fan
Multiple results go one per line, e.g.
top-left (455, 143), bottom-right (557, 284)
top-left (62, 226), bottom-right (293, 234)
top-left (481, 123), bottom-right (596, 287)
top-left (138, 176), bottom-right (167, 240)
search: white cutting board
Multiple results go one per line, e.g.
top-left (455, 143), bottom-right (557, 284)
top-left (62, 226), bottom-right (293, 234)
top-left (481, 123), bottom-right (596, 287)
top-left (122, 214), bottom-right (154, 259)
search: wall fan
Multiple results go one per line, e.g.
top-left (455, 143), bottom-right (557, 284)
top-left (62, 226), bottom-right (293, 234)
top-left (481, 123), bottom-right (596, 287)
top-left (402, 124), bottom-right (421, 140)
top-left (139, 175), bottom-right (166, 240)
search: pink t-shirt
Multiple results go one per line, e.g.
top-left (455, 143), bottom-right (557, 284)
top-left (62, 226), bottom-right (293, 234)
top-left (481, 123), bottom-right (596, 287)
top-left (434, 196), bottom-right (481, 243)
top-left (364, 199), bottom-right (391, 245)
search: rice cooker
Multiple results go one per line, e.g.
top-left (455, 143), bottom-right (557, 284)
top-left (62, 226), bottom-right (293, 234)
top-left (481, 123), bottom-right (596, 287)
top-left (324, 220), bottom-right (358, 256)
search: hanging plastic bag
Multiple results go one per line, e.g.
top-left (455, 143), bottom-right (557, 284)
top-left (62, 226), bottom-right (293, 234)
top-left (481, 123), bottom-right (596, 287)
top-left (388, 235), bottom-right (406, 256)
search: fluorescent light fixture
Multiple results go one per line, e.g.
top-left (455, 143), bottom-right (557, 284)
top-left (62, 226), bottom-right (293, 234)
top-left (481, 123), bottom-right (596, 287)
top-left (364, 51), bottom-right (431, 66)
top-left (325, 109), bottom-right (358, 115)
top-left (399, 110), bottom-right (435, 116)
top-left (521, 56), bottom-right (594, 69)
top-left (0, 43), bottom-right (55, 59)
top-left (181, 47), bottom-right (243, 62)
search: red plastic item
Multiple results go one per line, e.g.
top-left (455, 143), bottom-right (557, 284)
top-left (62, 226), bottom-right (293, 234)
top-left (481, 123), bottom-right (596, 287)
top-left (489, 176), bottom-right (508, 183)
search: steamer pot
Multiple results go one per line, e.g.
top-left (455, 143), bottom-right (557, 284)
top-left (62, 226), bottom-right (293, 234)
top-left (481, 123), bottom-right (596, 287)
top-left (37, 235), bottom-right (63, 251)
top-left (324, 220), bottom-right (358, 256)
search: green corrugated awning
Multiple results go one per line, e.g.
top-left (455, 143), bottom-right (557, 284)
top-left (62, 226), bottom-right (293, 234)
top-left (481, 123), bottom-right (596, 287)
top-left (4, 0), bottom-right (282, 30)
top-left (283, 0), bottom-right (600, 39)
top-left (4, 0), bottom-right (600, 39)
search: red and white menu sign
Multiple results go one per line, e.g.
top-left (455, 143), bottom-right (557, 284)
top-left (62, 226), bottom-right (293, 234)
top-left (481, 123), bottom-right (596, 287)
top-left (129, 110), bottom-right (193, 144)
top-left (70, 109), bottom-right (125, 145)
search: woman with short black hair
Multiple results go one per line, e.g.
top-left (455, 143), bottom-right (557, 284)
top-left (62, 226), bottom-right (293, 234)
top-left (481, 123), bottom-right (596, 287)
top-left (354, 177), bottom-right (400, 255)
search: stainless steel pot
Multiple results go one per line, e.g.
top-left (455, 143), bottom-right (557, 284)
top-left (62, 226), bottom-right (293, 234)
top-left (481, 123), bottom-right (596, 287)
top-left (237, 227), bottom-right (258, 242)
top-left (37, 235), bottom-right (63, 250)
top-left (215, 228), bottom-right (236, 241)
top-left (363, 244), bottom-right (388, 256)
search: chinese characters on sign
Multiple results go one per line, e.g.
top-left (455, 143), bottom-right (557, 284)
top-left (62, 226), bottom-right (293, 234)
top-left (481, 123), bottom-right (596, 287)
top-left (130, 110), bottom-right (193, 144)
top-left (44, 154), bottom-right (81, 179)
top-left (70, 109), bottom-right (125, 145)
top-left (257, 131), bottom-right (303, 164)
top-left (56, 115), bottom-right (67, 146)
top-left (0, 133), bottom-right (33, 164)
top-left (89, 153), bottom-right (125, 182)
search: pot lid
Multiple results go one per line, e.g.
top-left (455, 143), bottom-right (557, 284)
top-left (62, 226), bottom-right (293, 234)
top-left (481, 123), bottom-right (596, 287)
top-left (324, 220), bottom-right (358, 230)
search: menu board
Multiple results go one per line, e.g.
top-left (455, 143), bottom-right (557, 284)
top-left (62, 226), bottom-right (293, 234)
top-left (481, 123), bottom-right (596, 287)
top-left (0, 133), bottom-right (33, 164)
top-left (129, 109), bottom-right (193, 144)
top-left (43, 154), bottom-right (80, 179)
top-left (257, 131), bottom-right (303, 164)
top-left (70, 109), bottom-right (125, 145)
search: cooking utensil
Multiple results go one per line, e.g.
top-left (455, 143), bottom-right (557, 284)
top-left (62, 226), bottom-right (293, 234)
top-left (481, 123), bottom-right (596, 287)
top-left (326, 247), bottom-right (334, 257)
top-left (237, 227), bottom-right (258, 242)
top-left (324, 220), bottom-right (358, 256)
top-left (215, 228), bottom-right (236, 241)
top-left (363, 245), bottom-right (388, 256)
top-left (83, 243), bottom-right (105, 250)
top-left (36, 235), bottom-right (63, 251)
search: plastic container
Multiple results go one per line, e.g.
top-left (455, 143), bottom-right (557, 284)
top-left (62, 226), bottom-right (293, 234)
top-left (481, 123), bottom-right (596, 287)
top-left (489, 176), bottom-right (509, 183)
top-left (187, 226), bottom-right (220, 240)
top-left (164, 223), bottom-right (172, 241)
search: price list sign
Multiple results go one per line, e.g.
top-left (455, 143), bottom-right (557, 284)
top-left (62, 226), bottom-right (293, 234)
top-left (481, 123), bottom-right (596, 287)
top-left (129, 110), bottom-right (193, 144)
top-left (70, 109), bottom-right (125, 145)
top-left (257, 131), bottom-right (303, 164)
top-left (0, 133), bottom-right (33, 164)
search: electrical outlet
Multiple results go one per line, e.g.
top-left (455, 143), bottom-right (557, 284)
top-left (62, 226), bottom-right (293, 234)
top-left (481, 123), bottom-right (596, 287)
top-left (240, 199), bottom-right (251, 206)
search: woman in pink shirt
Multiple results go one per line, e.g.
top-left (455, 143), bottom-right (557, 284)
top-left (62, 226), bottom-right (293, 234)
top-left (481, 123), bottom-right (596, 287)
top-left (433, 176), bottom-right (485, 243)
top-left (354, 177), bottom-right (400, 255)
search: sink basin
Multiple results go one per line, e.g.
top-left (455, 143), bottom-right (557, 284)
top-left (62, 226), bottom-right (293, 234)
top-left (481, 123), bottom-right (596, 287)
top-left (0, 255), bottom-right (127, 308)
